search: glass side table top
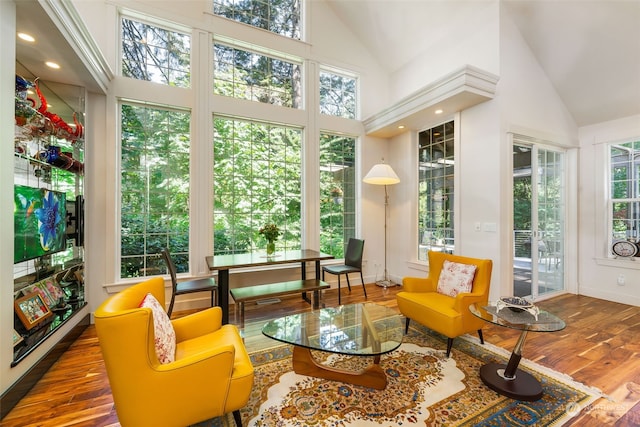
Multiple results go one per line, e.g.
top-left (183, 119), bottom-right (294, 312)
top-left (262, 303), bottom-right (404, 356)
top-left (469, 302), bottom-right (566, 333)
top-left (469, 302), bottom-right (566, 401)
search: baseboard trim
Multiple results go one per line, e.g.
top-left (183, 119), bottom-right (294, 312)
top-left (0, 313), bottom-right (90, 420)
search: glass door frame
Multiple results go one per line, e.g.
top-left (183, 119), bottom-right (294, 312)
top-left (512, 138), bottom-right (567, 301)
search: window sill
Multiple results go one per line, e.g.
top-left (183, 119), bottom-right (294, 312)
top-left (595, 257), bottom-right (640, 270)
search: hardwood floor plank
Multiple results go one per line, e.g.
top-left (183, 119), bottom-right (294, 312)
top-left (1, 286), bottom-right (637, 426)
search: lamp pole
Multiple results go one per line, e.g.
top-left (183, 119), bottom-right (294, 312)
top-left (363, 160), bottom-right (400, 288)
top-left (379, 184), bottom-right (392, 287)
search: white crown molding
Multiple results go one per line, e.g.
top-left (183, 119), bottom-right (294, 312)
top-left (363, 65), bottom-right (499, 138)
top-left (39, 0), bottom-right (114, 94)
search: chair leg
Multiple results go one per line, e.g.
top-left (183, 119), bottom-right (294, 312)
top-left (404, 317), bottom-right (410, 334)
top-left (446, 338), bottom-right (454, 357)
top-left (337, 275), bottom-right (341, 305)
top-left (232, 409), bottom-right (242, 427)
top-left (345, 273), bottom-right (352, 292)
top-left (360, 271), bottom-right (367, 298)
top-left (167, 296), bottom-right (176, 317)
top-left (477, 329), bottom-right (484, 344)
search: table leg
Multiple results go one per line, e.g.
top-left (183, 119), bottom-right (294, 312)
top-left (479, 329), bottom-right (543, 401)
top-left (292, 346), bottom-right (387, 390)
top-left (218, 270), bottom-right (230, 325)
top-left (301, 261), bottom-right (312, 304)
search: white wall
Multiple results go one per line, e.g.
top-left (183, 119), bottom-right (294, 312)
top-left (388, 0), bottom-right (500, 105)
top-left (374, 2), bottom-right (582, 305)
top-left (578, 115), bottom-right (640, 305)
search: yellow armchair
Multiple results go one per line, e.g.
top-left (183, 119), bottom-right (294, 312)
top-left (94, 277), bottom-right (254, 427)
top-left (396, 251), bottom-right (493, 357)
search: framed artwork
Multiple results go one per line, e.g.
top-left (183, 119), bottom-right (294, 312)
top-left (13, 329), bottom-right (24, 347)
top-left (15, 291), bottom-right (53, 330)
top-left (23, 283), bottom-right (54, 308)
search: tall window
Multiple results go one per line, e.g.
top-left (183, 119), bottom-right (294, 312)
top-left (213, 43), bottom-right (302, 108)
top-left (121, 17), bottom-right (191, 88)
top-left (319, 70), bottom-right (357, 119)
top-left (213, 116), bottom-right (302, 255)
top-left (212, 0), bottom-right (301, 39)
top-left (120, 104), bottom-right (191, 278)
top-left (319, 133), bottom-right (356, 258)
top-left (610, 141), bottom-right (640, 250)
top-left (418, 121), bottom-right (455, 260)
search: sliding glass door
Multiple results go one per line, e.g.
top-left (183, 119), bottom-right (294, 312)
top-left (513, 142), bottom-right (565, 299)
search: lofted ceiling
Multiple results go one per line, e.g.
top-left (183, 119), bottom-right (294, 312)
top-left (326, 0), bottom-right (640, 128)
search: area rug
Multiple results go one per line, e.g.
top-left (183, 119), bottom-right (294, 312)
top-left (193, 325), bottom-right (602, 426)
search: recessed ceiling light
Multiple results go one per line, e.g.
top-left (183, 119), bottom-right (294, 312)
top-left (45, 61), bottom-right (60, 69)
top-left (398, 125), bottom-right (405, 129)
top-left (18, 32), bottom-right (35, 42)
top-left (435, 109), bottom-right (443, 114)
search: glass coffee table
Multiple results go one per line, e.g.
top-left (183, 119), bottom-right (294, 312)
top-left (469, 302), bottom-right (566, 401)
top-left (262, 303), bottom-right (403, 389)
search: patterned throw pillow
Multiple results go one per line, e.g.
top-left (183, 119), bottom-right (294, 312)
top-left (436, 260), bottom-right (477, 297)
top-left (139, 293), bottom-right (176, 364)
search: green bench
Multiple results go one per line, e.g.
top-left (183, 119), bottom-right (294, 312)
top-left (230, 279), bottom-right (330, 326)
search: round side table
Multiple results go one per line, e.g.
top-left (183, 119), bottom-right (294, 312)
top-left (469, 302), bottom-right (565, 401)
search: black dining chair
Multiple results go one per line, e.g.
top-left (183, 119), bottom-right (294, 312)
top-left (322, 238), bottom-right (366, 305)
top-left (161, 248), bottom-right (217, 316)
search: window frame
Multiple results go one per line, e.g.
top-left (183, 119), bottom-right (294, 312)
top-left (417, 120), bottom-right (456, 261)
top-left (118, 101), bottom-right (192, 279)
top-left (608, 141), bottom-right (640, 257)
top-left (119, 12), bottom-right (193, 88)
top-left (319, 67), bottom-right (358, 120)
top-left (319, 131), bottom-right (357, 258)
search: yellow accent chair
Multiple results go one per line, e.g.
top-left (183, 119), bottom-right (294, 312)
top-left (94, 277), bottom-right (254, 427)
top-left (396, 251), bottom-right (493, 357)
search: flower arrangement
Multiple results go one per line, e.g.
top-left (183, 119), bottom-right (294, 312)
top-left (259, 223), bottom-right (281, 242)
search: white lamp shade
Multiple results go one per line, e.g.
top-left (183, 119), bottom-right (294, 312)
top-left (363, 163), bottom-right (400, 185)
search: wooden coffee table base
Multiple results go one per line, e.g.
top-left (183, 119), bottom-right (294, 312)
top-left (292, 346), bottom-right (388, 390)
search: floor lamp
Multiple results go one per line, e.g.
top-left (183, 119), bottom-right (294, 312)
top-left (363, 160), bottom-right (400, 287)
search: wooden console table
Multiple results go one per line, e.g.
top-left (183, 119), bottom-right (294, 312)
top-left (206, 250), bottom-right (334, 324)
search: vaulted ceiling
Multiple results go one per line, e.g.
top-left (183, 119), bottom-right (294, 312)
top-left (326, 0), bottom-right (640, 127)
top-left (15, 1), bottom-right (640, 128)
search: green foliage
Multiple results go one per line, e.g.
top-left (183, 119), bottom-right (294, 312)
top-left (120, 104), bottom-right (191, 278)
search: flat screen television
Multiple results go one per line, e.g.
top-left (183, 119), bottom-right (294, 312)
top-left (14, 185), bottom-right (67, 264)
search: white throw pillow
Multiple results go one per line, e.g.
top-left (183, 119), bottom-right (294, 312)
top-left (139, 293), bottom-right (176, 364)
top-left (436, 260), bottom-right (477, 297)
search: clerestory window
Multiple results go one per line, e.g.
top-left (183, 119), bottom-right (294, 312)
top-left (213, 43), bottom-right (302, 108)
top-left (319, 69), bottom-right (357, 119)
top-left (212, 0), bottom-right (301, 39)
top-left (121, 17), bottom-right (191, 88)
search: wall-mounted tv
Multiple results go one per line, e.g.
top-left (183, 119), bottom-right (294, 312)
top-left (14, 185), bottom-right (67, 264)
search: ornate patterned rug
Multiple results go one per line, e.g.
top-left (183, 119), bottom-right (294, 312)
top-left (194, 325), bottom-right (601, 426)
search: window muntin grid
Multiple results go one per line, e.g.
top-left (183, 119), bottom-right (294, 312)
top-left (120, 104), bottom-right (191, 278)
top-left (213, 116), bottom-right (302, 255)
top-left (610, 141), bottom-right (640, 243)
top-left (121, 18), bottom-right (191, 88)
top-left (319, 133), bottom-right (356, 258)
top-left (319, 70), bottom-right (357, 119)
top-left (214, 43), bottom-right (301, 108)
top-left (418, 121), bottom-right (455, 261)
top-left (212, 0), bottom-right (301, 39)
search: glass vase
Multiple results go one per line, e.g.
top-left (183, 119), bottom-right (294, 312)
top-left (266, 241), bottom-right (276, 256)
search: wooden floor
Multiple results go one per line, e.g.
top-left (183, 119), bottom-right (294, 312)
top-left (2, 285), bottom-right (640, 426)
